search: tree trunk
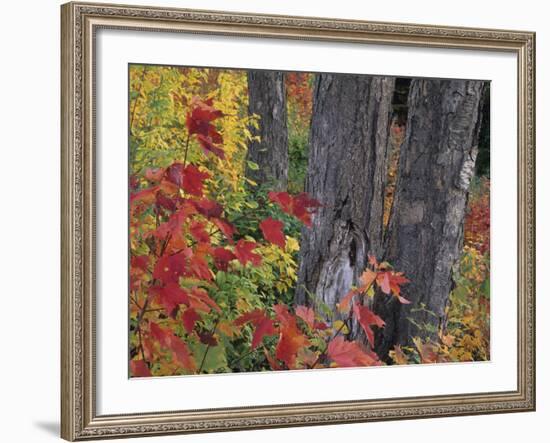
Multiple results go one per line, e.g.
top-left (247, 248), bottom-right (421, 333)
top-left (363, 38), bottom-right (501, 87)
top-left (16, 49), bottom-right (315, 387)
top-left (246, 70), bottom-right (289, 191)
top-left (296, 74), bottom-right (395, 327)
top-left (374, 78), bottom-right (486, 359)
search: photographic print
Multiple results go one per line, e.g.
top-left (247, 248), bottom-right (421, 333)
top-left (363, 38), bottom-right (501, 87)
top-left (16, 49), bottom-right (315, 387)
top-left (61, 5), bottom-right (535, 438)
top-left (128, 64), bottom-right (491, 377)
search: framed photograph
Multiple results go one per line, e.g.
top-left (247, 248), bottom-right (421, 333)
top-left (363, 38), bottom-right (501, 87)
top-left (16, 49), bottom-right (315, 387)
top-left (61, 1), bottom-right (535, 440)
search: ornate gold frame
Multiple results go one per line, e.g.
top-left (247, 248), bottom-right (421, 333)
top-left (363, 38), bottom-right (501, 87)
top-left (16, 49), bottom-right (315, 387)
top-left (61, 1), bottom-right (536, 440)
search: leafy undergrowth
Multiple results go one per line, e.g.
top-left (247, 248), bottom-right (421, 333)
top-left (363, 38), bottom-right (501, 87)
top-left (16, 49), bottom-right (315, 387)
top-left (129, 82), bottom-right (409, 376)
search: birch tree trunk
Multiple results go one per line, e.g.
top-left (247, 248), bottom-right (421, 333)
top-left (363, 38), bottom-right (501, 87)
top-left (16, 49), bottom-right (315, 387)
top-left (295, 74), bottom-right (395, 326)
top-left (374, 78), bottom-right (486, 359)
top-left (246, 70), bottom-right (289, 191)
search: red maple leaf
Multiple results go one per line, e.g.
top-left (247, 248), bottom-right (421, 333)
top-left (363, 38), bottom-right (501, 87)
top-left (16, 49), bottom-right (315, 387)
top-left (275, 328), bottom-right (310, 369)
top-left (186, 97), bottom-right (223, 133)
top-left (165, 163), bottom-right (210, 196)
top-left (212, 218), bottom-right (235, 242)
top-left (130, 360), bottom-right (151, 377)
top-left (338, 269), bottom-right (380, 313)
top-left (168, 335), bottom-right (197, 372)
top-left (368, 254), bottom-right (379, 268)
top-left (295, 305), bottom-right (315, 329)
top-left (130, 187), bottom-right (157, 208)
top-left (188, 288), bottom-right (220, 313)
top-left (196, 134), bottom-right (225, 159)
top-left (189, 220), bottom-right (210, 244)
top-left (131, 255), bottom-right (149, 272)
top-left (264, 348), bottom-right (283, 370)
top-left (388, 272), bottom-right (410, 296)
top-left (273, 304), bottom-right (294, 328)
top-left (151, 206), bottom-right (195, 251)
top-left (376, 271), bottom-right (411, 304)
top-left (235, 309), bottom-right (277, 349)
top-left (377, 271), bottom-right (391, 294)
top-left (182, 307), bottom-right (200, 333)
top-left (273, 304), bottom-right (310, 368)
top-left (327, 336), bottom-right (381, 367)
top-left (193, 198), bottom-right (223, 218)
top-left (164, 163), bottom-right (186, 189)
top-left (152, 251), bottom-right (188, 285)
top-left (185, 97), bottom-right (225, 159)
top-left (149, 282), bottom-right (190, 315)
top-left (292, 192), bottom-right (322, 226)
top-left (352, 301), bottom-right (385, 347)
top-left (182, 165), bottom-right (210, 196)
top-left (259, 217), bottom-right (286, 249)
top-left (268, 191), bottom-right (321, 227)
top-left (149, 322), bottom-right (170, 348)
top-left (338, 288), bottom-right (359, 314)
top-left (144, 167), bottom-right (165, 183)
top-left (267, 191), bottom-right (293, 213)
top-left (234, 239), bottom-right (262, 266)
top-left (198, 331), bottom-right (218, 346)
top-left (187, 253), bottom-right (213, 281)
top-left (212, 247), bottom-right (236, 271)
top-left (149, 321), bottom-right (197, 372)
top-left (359, 268), bottom-right (378, 291)
top-left (155, 190), bottom-right (177, 212)
top-left (129, 174), bottom-right (140, 190)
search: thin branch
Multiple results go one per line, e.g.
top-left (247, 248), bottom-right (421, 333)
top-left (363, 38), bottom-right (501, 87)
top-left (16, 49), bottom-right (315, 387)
top-left (309, 314), bottom-right (350, 369)
top-left (198, 317), bottom-right (220, 373)
top-left (130, 66), bottom-right (148, 135)
top-left (130, 294), bottom-right (143, 310)
top-left (231, 346), bottom-right (259, 367)
top-left (137, 324), bottom-right (148, 366)
top-left (182, 133), bottom-right (191, 168)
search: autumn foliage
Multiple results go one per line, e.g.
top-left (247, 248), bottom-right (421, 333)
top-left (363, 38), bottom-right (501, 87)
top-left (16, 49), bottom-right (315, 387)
top-left (129, 91), bottom-right (409, 376)
top-left (129, 65), bottom-right (490, 376)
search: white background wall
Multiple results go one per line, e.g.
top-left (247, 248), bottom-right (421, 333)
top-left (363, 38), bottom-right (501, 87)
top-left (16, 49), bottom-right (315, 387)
top-left (0, 0), bottom-right (546, 442)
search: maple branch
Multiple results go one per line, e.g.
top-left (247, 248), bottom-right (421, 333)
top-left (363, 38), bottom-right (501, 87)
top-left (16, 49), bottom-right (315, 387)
top-left (132, 284), bottom-right (158, 370)
top-left (130, 66), bottom-right (148, 135)
top-left (198, 317), bottom-right (220, 373)
top-left (159, 233), bottom-right (172, 257)
top-left (136, 323), bottom-right (149, 367)
top-left (182, 133), bottom-right (191, 168)
top-left (130, 294), bottom-right (143, 310)
top-left (309, 315), bottom-right (350, 369)
top-left (130, 282), bottom-right (154, 369)
top-left (230, 346), bottom-right (259, 367)
top-left (144, 308), bottom-right (164, 314)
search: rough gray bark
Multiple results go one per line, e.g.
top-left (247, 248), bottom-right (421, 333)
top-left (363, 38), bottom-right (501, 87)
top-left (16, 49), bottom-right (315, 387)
top-left (374, 78), bottom-right (486, 359)
top-left (246, 70), bottom-right (289, 191)
top-left (295, 74), bottom-right (395, 326)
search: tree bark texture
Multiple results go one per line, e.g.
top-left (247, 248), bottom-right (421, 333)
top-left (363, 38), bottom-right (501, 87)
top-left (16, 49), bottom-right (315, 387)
top-left (295, 74), bottom-right (395, 325)
top-left (374, 78), bottom-right (486, 359)
top-left (246, 70), bottom-right (289, 191)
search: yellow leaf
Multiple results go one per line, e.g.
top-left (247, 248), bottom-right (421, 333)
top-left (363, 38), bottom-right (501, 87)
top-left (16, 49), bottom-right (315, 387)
top-left (333, 320), bottom-right (349, 335)
top-left (389, 345), bottom-right (409, 365)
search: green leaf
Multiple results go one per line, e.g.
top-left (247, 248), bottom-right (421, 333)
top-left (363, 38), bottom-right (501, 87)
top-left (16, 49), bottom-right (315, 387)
top-left (247, 160), bottom-right (260, 171)
top-left (189, 342), bottom-right (228, 373)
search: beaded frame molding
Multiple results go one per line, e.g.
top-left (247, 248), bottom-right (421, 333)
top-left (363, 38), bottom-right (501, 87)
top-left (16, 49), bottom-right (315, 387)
top-left (61, 2), bottom-right (535, 440)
